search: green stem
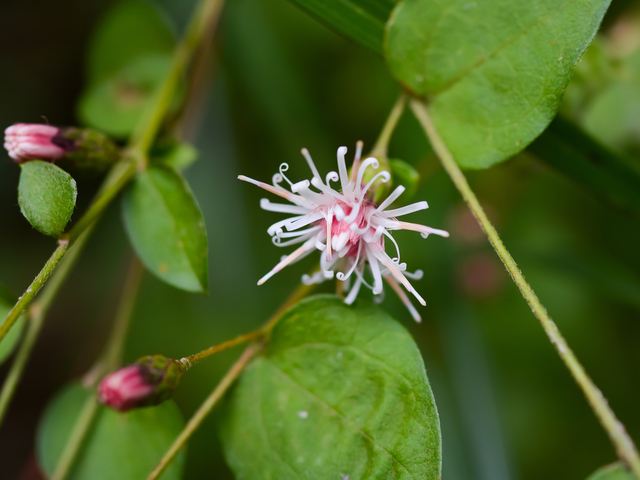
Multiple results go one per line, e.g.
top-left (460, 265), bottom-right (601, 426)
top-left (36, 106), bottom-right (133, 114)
top-left (131, 0), bottom-right (225, 155)
top-left (51, 258), bottom-right (145, 480)
top-left (0, 228), bottom-right (93, 426)
top-left (67, 160), bottom-right (136, 241)
top-left (51, 396), bottom-right (99, 480)
top-left (180, 282), bottom-right (314, 368)
top-left (147, 344), bottom-right (261, 480)
top-left (371, 94), bottom-right (406, 158)
top-left (0, 242), bottom-right (67, 345)
top-left (410, 98), bottom-right (640, 477)
top-left (0, 158), bottom-right (135, 346)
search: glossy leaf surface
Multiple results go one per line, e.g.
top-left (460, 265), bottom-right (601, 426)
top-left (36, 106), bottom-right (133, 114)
top-left (220, 295), bottom-right (441, 480)
top-left (122, 166), bottom-right (208, 293)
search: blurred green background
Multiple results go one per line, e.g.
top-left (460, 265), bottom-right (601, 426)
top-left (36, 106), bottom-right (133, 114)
top-left (1, 0), bottom-right (640, 479)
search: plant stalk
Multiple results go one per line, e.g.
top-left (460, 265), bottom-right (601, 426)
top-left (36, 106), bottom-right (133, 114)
top-left (147, 344), bottom-right (261, 480)
top-left (0, 228), bottom-right (93, 426)
top-left (410, 98), bottom-right (640, 477)
top-left (371, 94), bottom-right (406, 158)
top-left (50, 258), bottom-right (145, 480)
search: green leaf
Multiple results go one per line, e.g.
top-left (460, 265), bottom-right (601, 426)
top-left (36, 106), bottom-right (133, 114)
top-left (86, 0), bottom-right (175, 84)
top-left (220, 295), bottom-right (441, 480)
top-left (18, 161), bottom-right (77, 237)
top-left (586, 462), bottom-right (635, 480)
top-left (122, 166), bottom-right (208, 293)
top-left (389, 158), bottom-right (420, 200)
top-left (385, 0), bottom-right (611, 168)
top-left (287, 0), bottom-right (397, 54)
top-left (0, 286), bottom-right (25, 365)
top-left (78, 54), bottom-right (172, 138)
top-left (37, 383), bottom-right (185, 480)
top-left (152, 140), bottom-right (199, 171)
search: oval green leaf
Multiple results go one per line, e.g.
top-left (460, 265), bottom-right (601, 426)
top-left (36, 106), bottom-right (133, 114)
top-left (385, 0), bottom-right (611, 169)
top-left (122, 166), bottom-right (208, 293)
top-left (220, 295), bottom-right (441, 479)
top-left (78, 54), bottom-right (172, 138)
top-left (18, 161), bottom-right (77, 237)
top-left (37, 383), bottom-right (185, 480)
top-left (587, 462), bottom-right (636, 480)
top-left (86, 0), bottom-right (175, 84)
top-left (0, 285), bottom-right (25, 365)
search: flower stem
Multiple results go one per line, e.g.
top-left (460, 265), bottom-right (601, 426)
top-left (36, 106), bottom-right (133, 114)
top-left (131, 0), bottom-right (225, 156)
top-left (0, 228), bottom-right (93, 426)
top-left (410, 98), bottom-right (640, 477)
top-left (147, 344), bottom-right (261, 480)
top-left (180, 282), bottom-right (314, 369)
top-left (371, 93), bottom-right (406, 158)
top-left (0, 157), bottom-right (135, 346)
top-left (50, 257), bottom-right (144, 480)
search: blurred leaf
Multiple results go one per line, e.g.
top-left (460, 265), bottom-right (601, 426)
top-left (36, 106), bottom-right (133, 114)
top-left (220, 295), bottom-right (441, 479)
top-left (286, 0), bottom-right (397, 54)
top-left (78, 54), bottom-right (172, 138)
top-left (389, 158), bottom-right (420, 200)
top-left (122, 166), bottom-right (208, 293)
top-left (86, 0), bottom-right (175, 84)
top-left (152, 140), bottom-right (199, 171)
top-left (385, 0), bottom-right (611, 169)
top-left (37, 383), bottom-right (185, 480)
top-left (586, 462), bottom-right (635, 479)
top-left (18, 161), bottom-right (77, 237)
top-left (0, 285), bottom-right (25, 365)
top-left (528, 115), bottom-right (640, 217)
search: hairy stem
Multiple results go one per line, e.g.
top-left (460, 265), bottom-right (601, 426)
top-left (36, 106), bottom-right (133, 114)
top-left (0, 158), bottom-right (135, 345)
top-left (410, 99), bottom-right (640, 477)
top-left (371, 94), bottom-right (406, 158)
top-left (51, 258), bottom-right (144, 480)
top-left (147, 344), bottom-right (261, 480)
top-left (0, 228), bottom-right (93, 427)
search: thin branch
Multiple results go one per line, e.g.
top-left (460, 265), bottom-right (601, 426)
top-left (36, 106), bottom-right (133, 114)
top-left (410, 98), bottom-right (640, 478)
top-left (147, 344), bottom-right (262, 480)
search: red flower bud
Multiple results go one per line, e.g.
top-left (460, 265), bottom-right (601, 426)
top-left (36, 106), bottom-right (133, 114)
top-left (4, 124), bottom-right (70, 163)
top-left (98, 355), bottom-right (185, 412)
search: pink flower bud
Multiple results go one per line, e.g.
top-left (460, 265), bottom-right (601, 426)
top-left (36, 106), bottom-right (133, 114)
top-left (4, 123), bottom-right (73, 163)
top-left (98, 365), bottom-right (156, 412)
top-left (98, 355), bottom-right (185, 412)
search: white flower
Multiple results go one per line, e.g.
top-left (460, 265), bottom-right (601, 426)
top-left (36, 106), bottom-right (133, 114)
top-left (239, 143), bottom-right (449, 322)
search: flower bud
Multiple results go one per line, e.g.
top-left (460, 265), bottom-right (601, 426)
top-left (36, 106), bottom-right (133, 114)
top-left (4, 123), bottom-right (119, 171)
top-left (98, 355), bottom-right (185, 412)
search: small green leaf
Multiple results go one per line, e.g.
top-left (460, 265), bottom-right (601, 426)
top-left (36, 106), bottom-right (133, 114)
top-left (0, 285), bottom-right (25, 365)
top-left (86, 0), bottom-right (175, 84)
top-left (220, 295), bottom-right (441, 480)
top-left (18, 161), bottom-right (77, 237)
top-left (78, 54), bottom-right (172, 138)
top-left (37, 383), bottom-right (185, 480)
top-left (389, 158), bottom-right (420, 200)
top-left (152, 140), bottom-right (199, 171)
top-left (385, 0), bottom-right (611, 168)
top-left (586, 462), bottom-right (635, 480)
top-left (122, 166), bottom-right (208, 293)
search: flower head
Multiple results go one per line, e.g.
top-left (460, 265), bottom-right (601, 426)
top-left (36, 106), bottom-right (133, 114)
top-left (98, 355), bottom-right (184, 412)
top-left (239, 143), bottom-right (449, 322)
